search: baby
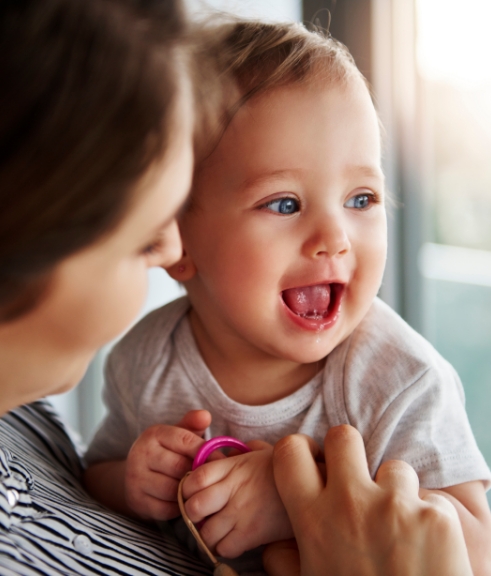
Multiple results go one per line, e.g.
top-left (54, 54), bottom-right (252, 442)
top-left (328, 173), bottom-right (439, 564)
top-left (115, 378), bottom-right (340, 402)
top-left (85, 20), bottom-right (491, 576)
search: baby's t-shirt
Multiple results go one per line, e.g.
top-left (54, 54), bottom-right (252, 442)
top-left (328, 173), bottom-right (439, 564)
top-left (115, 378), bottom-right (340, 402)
top-left (86, 296), bottom-right (491, 575)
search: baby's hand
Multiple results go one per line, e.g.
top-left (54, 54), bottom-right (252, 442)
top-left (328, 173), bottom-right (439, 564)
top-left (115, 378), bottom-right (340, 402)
top-left (124, 410), bottom-right (212, 520)
top-left (182, 441), bottom-right (294, 558)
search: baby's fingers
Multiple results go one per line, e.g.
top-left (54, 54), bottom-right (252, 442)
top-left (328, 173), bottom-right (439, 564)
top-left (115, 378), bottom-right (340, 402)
top-left (136, 469), bottom-right (181, 503)
top-left (148, 446), bottom-right (193, 480)
top-left (184, 480), bottom-right (231, 524)
top-left (130, 492), bottom-right (180, 520)
top-left (125, 469), bottom-right (181, 520)
top-left (153, 424), bottom-right (205, 458)
top-left (175, 410), bottom-right (212, 436)
top-left (199, 510), bottom-right (237, 557)
top-left (182, 458), bottom-right (236, 499)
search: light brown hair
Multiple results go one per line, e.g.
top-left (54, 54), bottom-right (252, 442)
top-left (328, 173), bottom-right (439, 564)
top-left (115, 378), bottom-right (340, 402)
top-left (193, 18), bottom-right (366, 160)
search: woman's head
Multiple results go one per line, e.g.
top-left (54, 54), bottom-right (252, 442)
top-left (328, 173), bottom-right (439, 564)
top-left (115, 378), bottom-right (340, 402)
top-left (0, 0), bottom-right (197, 409)
top-left (0, 0), bottom-right (189, 322)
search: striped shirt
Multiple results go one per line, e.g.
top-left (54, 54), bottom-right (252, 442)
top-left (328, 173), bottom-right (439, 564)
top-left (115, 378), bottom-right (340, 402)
top-left (0, 400), bottom-right (212, 576)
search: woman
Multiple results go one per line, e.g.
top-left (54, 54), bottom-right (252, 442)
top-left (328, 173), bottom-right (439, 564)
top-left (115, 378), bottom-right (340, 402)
top-left (0, 0), bottom-right (475, 574)
top-left (0, 0), bottom-right (210, 573)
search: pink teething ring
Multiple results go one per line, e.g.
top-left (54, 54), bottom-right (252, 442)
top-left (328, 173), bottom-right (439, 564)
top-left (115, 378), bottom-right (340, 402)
top-left (192, 436), bottom-right (250, 470)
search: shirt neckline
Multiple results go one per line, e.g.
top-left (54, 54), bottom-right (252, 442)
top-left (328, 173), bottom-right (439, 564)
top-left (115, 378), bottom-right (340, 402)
top-left (174, 313), bottom-right (324, 427)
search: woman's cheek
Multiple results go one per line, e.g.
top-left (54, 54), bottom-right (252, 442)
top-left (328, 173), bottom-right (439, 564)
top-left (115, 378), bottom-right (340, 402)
top-left (89, 265), bottom-right (149, 346)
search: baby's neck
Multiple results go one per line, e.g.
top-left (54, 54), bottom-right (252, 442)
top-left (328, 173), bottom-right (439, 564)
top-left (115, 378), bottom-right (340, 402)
top-left (189, 309), bottom-right (324, 406)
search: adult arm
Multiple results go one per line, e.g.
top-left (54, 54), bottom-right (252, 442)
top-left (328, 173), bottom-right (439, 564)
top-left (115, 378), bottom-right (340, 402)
top-left (263, 426), bottom-right (473, 576)
top-left (424, 481), bottom-right (491, 576)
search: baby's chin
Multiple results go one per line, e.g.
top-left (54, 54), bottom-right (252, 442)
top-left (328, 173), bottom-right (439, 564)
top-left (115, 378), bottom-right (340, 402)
top-left (269, 337), bottom-right (340, 366)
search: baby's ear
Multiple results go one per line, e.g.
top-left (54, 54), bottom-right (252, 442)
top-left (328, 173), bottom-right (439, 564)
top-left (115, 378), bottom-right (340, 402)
top-left (165, 249), bottom-right (197, 282)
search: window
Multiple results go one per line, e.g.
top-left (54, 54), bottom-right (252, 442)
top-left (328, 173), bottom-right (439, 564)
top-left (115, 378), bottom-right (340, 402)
top-left (417, 0), bottom-right (491, 475)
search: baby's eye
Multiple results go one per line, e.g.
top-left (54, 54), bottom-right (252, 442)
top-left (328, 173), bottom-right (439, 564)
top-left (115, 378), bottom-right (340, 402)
top-left (344, 193), bottom-right (374, 210)
top-left (264, 197), bottom-right (300, 214)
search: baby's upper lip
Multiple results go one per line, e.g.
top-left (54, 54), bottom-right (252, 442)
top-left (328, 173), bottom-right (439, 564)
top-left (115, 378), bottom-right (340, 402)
top-left (281, 278), bottom-right (347, 292)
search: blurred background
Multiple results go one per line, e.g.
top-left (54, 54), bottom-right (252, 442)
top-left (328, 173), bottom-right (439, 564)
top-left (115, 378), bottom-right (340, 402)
top-left (49, 0), bottom-right (491, 495)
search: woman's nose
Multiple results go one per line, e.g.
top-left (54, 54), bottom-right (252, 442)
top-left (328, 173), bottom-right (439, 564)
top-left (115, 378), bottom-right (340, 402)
top-left (302, 214), bottom-right (351, 259)
top-left (157, 220), bottom-right (183, 268)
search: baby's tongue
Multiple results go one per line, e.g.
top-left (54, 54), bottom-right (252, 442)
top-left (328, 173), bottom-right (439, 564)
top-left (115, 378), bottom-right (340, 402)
top-left (283, 284), bottom-right (331, 318)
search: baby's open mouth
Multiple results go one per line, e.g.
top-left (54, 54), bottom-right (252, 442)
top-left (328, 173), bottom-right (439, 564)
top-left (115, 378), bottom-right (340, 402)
top-left (281, 283), bottom-right (344, 320)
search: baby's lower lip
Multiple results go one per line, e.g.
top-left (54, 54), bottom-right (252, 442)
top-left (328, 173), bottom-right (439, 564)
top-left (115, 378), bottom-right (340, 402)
top-left (281, 283), bottom-right (344, 330)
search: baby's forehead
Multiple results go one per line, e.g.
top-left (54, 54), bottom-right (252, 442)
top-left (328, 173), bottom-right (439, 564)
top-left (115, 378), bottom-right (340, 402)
top-left (191, 87), bottom-right (383, 206)
top-left (206, 77), bottom-right (377, 151)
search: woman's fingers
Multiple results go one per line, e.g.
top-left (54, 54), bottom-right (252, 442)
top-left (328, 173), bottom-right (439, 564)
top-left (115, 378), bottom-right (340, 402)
top-left (262, 540), bottom-right (300, 576)
top-left (421, 491), bottom-right (461, 522)
top-left (272, 434), bottom-right (323, 517)
top-left (375, 459), bottom-right (420, 496)
top-left (323, 425), bottom-right (372, 491)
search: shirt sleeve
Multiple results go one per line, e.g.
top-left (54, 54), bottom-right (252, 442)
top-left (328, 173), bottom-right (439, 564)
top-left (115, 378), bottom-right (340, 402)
top-left (333, 299), bottom-right (491, 490)
top-left (365, 358), bottom-right (491, 489)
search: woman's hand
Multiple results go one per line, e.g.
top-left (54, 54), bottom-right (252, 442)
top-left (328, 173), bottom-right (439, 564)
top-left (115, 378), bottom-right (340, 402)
top-left (263, 426), bottom-right (473, 576)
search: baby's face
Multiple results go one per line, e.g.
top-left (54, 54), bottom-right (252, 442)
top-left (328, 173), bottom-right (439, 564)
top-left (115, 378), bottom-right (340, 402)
top-left (179, 78), bottom-right (387, 364)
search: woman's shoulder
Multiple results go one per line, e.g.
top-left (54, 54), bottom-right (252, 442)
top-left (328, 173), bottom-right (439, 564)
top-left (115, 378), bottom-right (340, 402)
top-left (0, 400), bottom-right (83, 476)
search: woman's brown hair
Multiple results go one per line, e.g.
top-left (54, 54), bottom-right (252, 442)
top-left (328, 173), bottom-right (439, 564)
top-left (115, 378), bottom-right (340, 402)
top-left (0, 0), bottom-right (187, 321)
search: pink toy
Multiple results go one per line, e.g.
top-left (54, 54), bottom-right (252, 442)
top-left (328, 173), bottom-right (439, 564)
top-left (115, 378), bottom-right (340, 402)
top-left (192, 436), bottom-right (251, 470)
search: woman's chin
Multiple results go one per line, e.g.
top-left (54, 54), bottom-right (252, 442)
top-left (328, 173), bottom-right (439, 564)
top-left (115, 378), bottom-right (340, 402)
top-left (50, 356), bottom-right (93, 396)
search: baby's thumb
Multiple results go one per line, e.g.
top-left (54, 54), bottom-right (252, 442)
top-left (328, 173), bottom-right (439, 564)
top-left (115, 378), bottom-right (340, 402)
top-left (175, 410), bottom-right (211, 436)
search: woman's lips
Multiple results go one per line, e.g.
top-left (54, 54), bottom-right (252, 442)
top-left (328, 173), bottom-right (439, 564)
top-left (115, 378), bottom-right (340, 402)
top-left (281, 283), bottom-right (344, 330)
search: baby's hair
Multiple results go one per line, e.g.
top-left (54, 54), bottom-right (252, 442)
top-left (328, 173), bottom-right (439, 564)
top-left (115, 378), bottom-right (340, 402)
top-left (193, 17), bottom-right (367, 160)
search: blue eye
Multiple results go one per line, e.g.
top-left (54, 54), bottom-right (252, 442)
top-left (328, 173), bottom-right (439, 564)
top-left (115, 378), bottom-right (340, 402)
top-left (345, 194), bottom-right (372, 209)
top-left (265, 197), bottom-right (299, 214)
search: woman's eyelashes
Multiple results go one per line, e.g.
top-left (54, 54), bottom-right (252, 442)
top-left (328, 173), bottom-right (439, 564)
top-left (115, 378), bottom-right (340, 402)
top-left (141, 237), bottom-right (163, 257)
top-left (263, 197), bottom-right (300, 214)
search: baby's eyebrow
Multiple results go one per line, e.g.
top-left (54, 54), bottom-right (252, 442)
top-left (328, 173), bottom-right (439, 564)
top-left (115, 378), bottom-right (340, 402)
top-left (345, 164), bottom-right (385, 182)
top-left (240, 169), bottom-right (303, 191)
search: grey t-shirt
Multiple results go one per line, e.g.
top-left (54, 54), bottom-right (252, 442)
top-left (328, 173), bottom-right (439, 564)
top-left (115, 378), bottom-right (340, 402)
top-left (86, 296), bottom-right (491, 574)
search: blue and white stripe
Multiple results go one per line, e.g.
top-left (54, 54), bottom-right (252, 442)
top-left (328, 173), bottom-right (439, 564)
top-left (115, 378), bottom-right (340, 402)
top-left (0, 401), bottom-right (211, 576)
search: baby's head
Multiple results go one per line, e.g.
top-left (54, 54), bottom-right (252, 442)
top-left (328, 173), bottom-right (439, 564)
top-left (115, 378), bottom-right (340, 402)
top-left (168, 20), bottom-right (387, 366)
